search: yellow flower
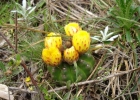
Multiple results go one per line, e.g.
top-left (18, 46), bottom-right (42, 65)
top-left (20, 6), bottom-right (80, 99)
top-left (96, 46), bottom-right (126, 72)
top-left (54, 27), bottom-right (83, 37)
top-left (42, 47), bottom-right (62, 66)
top-left (64, 46), bottom-right (79, 64)
top-left (72, 30), bottom-right (90, 54)
top-left (25, 77), bottom-right (32, 87)
top-left (44, 32), bottom-right (62, 49)
top-left (25, 77), bottom-right (31, 82)
top-left (64, 22), bottom-right (81, 36)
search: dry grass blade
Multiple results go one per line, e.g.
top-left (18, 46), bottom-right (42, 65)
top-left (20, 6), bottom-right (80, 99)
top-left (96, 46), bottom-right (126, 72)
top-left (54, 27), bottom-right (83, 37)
top-left (46, 0), bottom-right (98, 23)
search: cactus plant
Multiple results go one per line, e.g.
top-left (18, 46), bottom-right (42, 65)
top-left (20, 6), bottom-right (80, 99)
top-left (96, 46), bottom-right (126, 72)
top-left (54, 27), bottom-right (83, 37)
top-left (47, 52), bottom-right (95, 83)
top-left (42, 22), bottom-right (95, 84)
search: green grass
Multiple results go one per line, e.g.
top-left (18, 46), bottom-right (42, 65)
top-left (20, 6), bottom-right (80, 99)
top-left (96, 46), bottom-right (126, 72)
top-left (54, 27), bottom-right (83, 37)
top-left (0, 1), bottom-right (14, 25)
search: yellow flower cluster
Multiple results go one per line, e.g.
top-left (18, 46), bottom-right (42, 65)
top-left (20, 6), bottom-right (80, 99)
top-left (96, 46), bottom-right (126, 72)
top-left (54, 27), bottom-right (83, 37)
top-left (42, 33), bottom-right (62, 66)
top-left (64, 22), bottom-right (90, 63)
top-left (42, 22), bottom-right (90, 66)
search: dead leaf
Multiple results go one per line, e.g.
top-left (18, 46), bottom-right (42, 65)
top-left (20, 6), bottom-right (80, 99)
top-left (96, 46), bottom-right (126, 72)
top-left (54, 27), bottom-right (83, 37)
top-left (0, 84), bottom-right (14, 100)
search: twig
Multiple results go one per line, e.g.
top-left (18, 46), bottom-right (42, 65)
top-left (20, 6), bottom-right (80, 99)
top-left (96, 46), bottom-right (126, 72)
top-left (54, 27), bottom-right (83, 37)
top-left (47, 67), bottom-right (140, 93)
top-left (20, 62), bottom-right (37, 86)
top-left (4, 24), bottom-right (48, 34)
top-left (3, 24), bottom-right (67, 39)
top-left (120, 91), bottom-right (140, 96)
top-left (106, 45), bottom-right (130, 58)
top-left (19, 55), bottom-right (44, 100)
top-left (9, 87), bottom-right (38, 94)
top-left (46, 81), bottom-right (63, 100)
top-left (1, 22), bottom-right (37, 88)
top-left (0, 32), bottom-right (15, 49)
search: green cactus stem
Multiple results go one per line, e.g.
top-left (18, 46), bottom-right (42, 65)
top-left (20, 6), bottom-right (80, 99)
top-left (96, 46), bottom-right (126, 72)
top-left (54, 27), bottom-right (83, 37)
top-left (48, 52), bottom-right (95, 84)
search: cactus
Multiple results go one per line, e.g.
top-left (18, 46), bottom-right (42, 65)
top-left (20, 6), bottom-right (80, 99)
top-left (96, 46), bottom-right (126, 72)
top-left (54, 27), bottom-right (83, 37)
top-left (47, 52), bottom-right (95, 83)
top-left (42, 22), bottom-right (95, 84)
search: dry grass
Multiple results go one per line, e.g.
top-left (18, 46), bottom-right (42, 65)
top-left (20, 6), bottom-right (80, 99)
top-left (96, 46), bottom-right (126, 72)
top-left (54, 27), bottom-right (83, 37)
top-left (0, 0), bottom-right (140, 100)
